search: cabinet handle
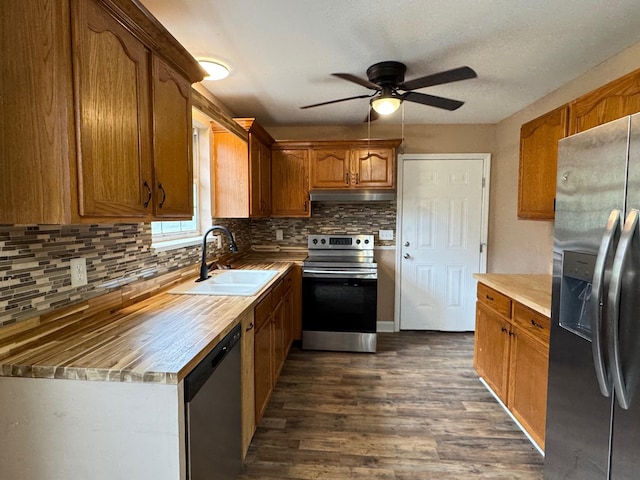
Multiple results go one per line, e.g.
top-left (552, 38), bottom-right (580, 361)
top-left (355, 173), bottom-right (359, 185)
top-left (304, 200), bottom-right (308, 212)
top-left (345, 172), bottom-right (350, 185)
top-left (485, 294), bottom-right (494, 301)
top-left (508, 331), bottom-right (515, 337)
top-left (530, 319), bottom-right (544, 329)
top-left (500, 327), bottom-right (508, 333)
top-left (143, 181), bottom-right (152, 208)
top-left (158, 183), bottom-right (166, 209)
top-left (246, 322), bottom-right (254, 332)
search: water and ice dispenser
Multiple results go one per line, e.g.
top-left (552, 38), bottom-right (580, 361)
top-left (559, 251), bottom-right (596, 341)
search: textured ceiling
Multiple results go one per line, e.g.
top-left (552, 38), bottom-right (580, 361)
top-left (141, 0), bottom-right (640, 126)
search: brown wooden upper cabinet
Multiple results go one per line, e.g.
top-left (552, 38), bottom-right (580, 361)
top-left (211, 118), bottom-right (274, 218)
top-left (271, 149), bottom-right (310, 218)
top-left (309, 140), bottom-right (400, 190)
top-left (0, 0), bottom-right (204, 225)
top-left (569, 68), bottom-right (640, 135)
top-left (518, 68), bottom-right (640, 220)
top-left (518, 106), bottom-right (569, 220)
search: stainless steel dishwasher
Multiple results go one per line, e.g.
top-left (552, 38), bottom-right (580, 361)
top-left (184, 323), bottom-right (242, 479)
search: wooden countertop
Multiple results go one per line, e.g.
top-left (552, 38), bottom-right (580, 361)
top-left (0, 260), bottom-right (294, 384)
top-left (473, 274), bottom-right (552, 317)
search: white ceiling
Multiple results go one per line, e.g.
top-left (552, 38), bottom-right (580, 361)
top-left (141, 0), bottom-right (640, 126)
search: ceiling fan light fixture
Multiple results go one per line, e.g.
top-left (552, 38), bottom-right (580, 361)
top-left (371, 95), bottom-right (402, 115)
top-left (198, 59), bottom-right (230, 81)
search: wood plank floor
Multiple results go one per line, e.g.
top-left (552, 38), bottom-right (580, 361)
top-left (240, 331), bottom-right (544, 479)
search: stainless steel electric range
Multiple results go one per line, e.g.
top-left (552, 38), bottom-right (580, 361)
top-left (302, 234), bottom-right (377, 353)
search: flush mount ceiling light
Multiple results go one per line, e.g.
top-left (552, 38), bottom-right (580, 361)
top-left (198, 59), bottom-right (230, 81)
top-left (371, 93), bottom-right (402, 115)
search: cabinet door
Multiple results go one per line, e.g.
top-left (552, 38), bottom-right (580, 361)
top-left (240, 312), bottom-right (256, 457)
top-left (73, 0), bottom-right (152, 218)
top-left (570, 68), bottom-right (640, 134)
top-left (249, 137), bottom-right (271, 218)
top-left (254, 318), bottom-right (273, 423)
top-left (152, 55), bottom-right (193, 218)
top-left (273, 300), bottom-right (286, 379)
top-left (0, 1), bottom-right (75, 225)
top-left (211, 130), bottom-right (249, 218)
top-left (474, 302), bottom-right (511, 402)
top-left (508, 327), bottom-right (549, 449)
top-left (351, 148), bottom-right (395, 189)
top-left (309, 148), bottom-right (351, 188)
top-left (518, 106), bottom-right (568, 220)
top-left (271, 149), bottom-right (310, 217)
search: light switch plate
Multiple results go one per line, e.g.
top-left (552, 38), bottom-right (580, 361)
top-left (379, 229), bottom-right (394, 241)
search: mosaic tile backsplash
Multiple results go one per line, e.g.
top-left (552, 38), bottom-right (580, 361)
top-left (0, 202), bottom-right (396, 328)
top-left (0, 219), bottom-right (250, 327)
top-left (251, 202), bottom-right (397, 247)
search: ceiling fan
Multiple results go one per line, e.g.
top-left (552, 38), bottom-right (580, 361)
top-left (300, 61), bottom-right (477, 120)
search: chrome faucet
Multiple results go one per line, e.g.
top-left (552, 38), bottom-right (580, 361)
top-left (197, 225), bottom-right (239, 282)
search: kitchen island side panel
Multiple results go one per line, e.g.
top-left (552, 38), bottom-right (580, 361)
top-left (0, 377), bottom-right (184, 480)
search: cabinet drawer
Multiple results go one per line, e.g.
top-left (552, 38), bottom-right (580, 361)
top-left (255, 291), bottom-right (273, 329)
top-left (272, 279), bottom-right (284, 306)
top-left (477, 283), bottom-right (512, 318)
top-left (513, 302), bottom-right (550, 344)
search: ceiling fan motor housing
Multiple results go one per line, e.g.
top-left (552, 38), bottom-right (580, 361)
top-left (366, 61), bottom-right (406, 87)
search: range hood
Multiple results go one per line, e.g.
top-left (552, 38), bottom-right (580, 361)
top-left (309, 189), bottom-right (396, 202)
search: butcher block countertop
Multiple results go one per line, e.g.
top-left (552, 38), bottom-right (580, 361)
top-left (0, 259), bottom-right (298, 385)
top-left (473, 274), bottom-right (552, 317)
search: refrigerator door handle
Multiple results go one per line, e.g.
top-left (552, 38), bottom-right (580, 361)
top-left (608, 208), bottom-right (639, 410)
top-left (591, 209), bottom-right (621, 397)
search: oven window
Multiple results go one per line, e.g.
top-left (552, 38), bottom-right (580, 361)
top-left (302, 277), bottom-right (377, 333)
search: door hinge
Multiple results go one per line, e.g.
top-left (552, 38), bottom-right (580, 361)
top-left (480, 243), bottom-right (484, 253)
top-left (482, 177), bottom-right (486, 188)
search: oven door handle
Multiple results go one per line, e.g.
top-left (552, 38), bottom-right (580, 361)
top-left (303, 269), bottom-right (374, 276)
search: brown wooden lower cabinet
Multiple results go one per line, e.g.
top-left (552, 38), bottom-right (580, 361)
top-left (473, 284), bottom-right (550, 450)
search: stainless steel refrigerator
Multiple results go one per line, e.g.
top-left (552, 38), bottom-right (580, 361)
top-left (545, 113), bottom-right (640, 479)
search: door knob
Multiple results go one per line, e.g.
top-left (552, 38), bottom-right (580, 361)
top-left (404, 241), bottom-right (410, 247)
top-left (403, 253), bottom-right (410, 259)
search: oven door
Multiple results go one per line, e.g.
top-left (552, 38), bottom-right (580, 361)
top-left (302, 273), bottom-right (377, 333)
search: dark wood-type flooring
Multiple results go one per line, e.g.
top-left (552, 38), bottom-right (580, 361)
top-left (240, 331), bottom-right (544, 479)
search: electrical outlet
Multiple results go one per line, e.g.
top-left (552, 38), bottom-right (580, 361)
top-left (379, 229), bottom-right (394, 241)
top-left (70, 258), bottom-right (88, 287)
top-left (275, 229), bottom-right (284, 241)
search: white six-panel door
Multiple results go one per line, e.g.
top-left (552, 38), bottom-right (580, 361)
top-left (396, 155), bottom-right (490, 331)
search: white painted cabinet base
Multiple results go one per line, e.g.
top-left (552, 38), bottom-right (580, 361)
top-left (0, 377), bottom-right (185, 480)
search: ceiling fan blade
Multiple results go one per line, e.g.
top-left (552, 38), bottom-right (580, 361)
top-left (363, 107), bottom-right (380, 123)
top-left (300, 93), bottom-right (373, 109)
top-left (332, 73), bottom-right (381, 91)
top-left (399, 66), bottom-right (477, 91)
top-left (403, 91), bottom-right (464, 111)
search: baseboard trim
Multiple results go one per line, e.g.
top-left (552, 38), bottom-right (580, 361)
top-left (376, 321), bottom-right (395, 332)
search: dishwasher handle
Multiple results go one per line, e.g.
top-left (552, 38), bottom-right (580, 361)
top-left (184, 323), bottom-right (241, 403)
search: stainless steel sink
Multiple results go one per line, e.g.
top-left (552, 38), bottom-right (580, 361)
top-left (168, 269), bottom-right (279, 296)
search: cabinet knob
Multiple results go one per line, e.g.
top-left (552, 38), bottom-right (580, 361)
top-left (246, 322), bottom-right (254, 332)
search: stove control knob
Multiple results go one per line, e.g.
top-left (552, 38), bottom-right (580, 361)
top-left (356, 239), bottom-right (361, 244)
top-left (312, 239), bottom-right (318, 244)
top-left (321, 239), bottom-right (326, 244)
top-left (364, 239), bottom-right (370, 244)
